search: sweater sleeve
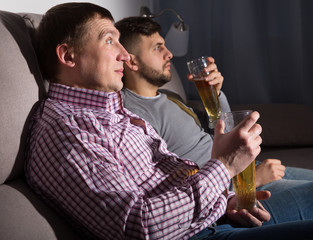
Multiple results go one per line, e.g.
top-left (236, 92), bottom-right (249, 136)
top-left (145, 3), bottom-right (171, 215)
top-left (219, 91), bottom-right (231, 113)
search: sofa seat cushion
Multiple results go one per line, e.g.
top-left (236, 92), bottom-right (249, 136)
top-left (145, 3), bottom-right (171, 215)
top-left (0, 178), bottom-right (80, 240)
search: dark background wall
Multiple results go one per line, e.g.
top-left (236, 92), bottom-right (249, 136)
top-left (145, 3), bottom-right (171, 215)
top-left (156, 0), bottom-right (313, 106)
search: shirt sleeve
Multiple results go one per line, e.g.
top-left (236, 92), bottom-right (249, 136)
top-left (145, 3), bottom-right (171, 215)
top-left (126, 159), bottom-right (231, 239)
top-left (27, 112), bottom-right (231, 240)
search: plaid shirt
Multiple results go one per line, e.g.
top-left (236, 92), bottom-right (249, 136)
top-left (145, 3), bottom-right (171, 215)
top-left (25, 83), bottom-right (231, 240)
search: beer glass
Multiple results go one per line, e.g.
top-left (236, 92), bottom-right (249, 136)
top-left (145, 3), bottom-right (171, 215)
top-left (187, 56), bottom-right (221, 129)
top-left (222, 110), bottom-right (257, 210)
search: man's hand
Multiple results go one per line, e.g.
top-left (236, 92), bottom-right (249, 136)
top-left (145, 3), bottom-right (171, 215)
top-left (256, 159), bottom-right (286, 188)
top-left (226, 191), bottom-right (271, 227)
top-left (187, 56), bottom-right (224, 95)
top-left (212, 111), bottom-right (262, 178)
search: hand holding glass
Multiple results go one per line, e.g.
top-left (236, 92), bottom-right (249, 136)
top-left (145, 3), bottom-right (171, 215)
top-left (222, 110), bottom-right (257, 210)
top-left (187, 56), bottom-right (221, 129)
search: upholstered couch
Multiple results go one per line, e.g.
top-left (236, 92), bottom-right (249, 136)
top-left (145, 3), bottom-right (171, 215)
top-left (1, 10), bottom-right (313, 240)
top-left (0, 11), bottom-right (82, 240)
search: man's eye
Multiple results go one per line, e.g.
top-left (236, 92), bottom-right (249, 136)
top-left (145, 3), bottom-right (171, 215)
top-left (106, 39), bottom-right (113, 44)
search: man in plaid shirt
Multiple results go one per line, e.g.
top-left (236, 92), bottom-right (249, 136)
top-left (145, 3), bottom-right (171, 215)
top-left (25, 2), bottom-right (313, 240)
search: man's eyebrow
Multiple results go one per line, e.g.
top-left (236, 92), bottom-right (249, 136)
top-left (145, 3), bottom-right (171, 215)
top-left (99, 29), bottom-right (120, 39)
top-left (153, 42), bottom-right (163, 47)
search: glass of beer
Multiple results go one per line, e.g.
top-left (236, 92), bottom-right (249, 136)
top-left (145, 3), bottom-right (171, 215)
top-left (222, 110), bottom-right (257, 210)
top-left (187, 56), bottom-right (221, 129)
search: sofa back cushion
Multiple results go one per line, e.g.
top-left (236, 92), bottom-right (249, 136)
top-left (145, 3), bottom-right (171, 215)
top-left (231, 103), bottom-right (313, 147)
top-left (0, 11), bottom-right (44, 184)
top-left (160, 63), bottom-right (187, 103)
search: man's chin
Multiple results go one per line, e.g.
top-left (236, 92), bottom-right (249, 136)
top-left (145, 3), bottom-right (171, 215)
top-left (116, 83), bottom-right (124, 92)
top-left (166, 74), bottom-right (172, 83)
top-left (156, 79), bottom-right (171, 88)
top-left (164, 71), bottom-right (172, 81)
top-left (108, 80), bottom-right (123, 92)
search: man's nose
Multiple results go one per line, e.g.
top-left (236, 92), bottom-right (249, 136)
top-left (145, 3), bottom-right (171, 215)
top-left (165, 47), bottom-right (173, 60)
top-left (117, 43), bottom-right (130, 62)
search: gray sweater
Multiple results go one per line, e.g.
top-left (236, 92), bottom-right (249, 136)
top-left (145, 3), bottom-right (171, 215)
top-left (121, 88), bottom-right (231, 167)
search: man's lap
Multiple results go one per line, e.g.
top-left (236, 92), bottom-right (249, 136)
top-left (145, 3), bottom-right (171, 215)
top-left (189, 220), bottom-right (313, 240)
top-left (261, 182), bottom-right (313, 224)
top-left (190, 182), bottom-right (313, 240)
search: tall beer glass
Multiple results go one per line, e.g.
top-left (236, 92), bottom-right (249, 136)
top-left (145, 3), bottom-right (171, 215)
top-left (223, 110), bottom-right (257, 210)
top-left (187, 56), bottom-right (221, 129)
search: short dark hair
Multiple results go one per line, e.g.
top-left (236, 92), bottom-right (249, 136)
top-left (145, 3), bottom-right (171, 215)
top-left (36, 2), bottom-right (114, 80)
top-left (115, 16), bottom-right (161, 53)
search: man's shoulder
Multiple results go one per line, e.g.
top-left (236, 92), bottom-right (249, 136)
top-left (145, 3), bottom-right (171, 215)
top-left (158, 89), bottom-right (185, 103)
top-left (122, 88), bottom-right (167, 108)
top-left (121, 88), bottom-right (169, 128)
top-left (39, 97), bottom-right (104, 126)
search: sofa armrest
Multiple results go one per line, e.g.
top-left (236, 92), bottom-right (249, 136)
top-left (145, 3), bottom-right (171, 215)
top-left (231, 103), bottom-right (313, 147)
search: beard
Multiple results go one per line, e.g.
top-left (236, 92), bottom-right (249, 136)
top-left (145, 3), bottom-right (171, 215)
top-left (137, 58), bottom-right (172, 87)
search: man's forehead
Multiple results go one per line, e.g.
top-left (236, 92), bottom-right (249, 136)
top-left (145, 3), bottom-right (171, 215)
top-left (140, 32), bottom-right (165, 46)
top-left (88, 17), bottom-right (119, 36)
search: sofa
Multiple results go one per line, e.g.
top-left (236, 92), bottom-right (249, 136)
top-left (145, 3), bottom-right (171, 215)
top-left (0, 11), bottom-right (82, 240)
top-left (1, 10), bottom-right (313, 240)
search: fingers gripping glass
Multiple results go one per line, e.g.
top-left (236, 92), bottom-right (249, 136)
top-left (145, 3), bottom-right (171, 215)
top-left (222, 110), bottom-right (257, 210)
top-left (187, 56), bottom-right (221, 129)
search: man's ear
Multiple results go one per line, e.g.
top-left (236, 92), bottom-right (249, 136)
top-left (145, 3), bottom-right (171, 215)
top-left (56, 43), bottom-right (75, 67)
top-left (125, 53), bottom-right (139, 71)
